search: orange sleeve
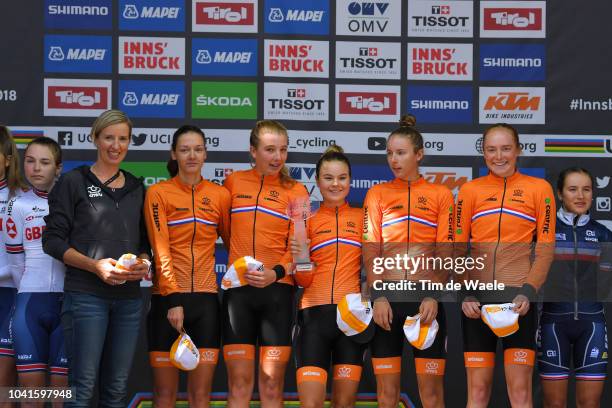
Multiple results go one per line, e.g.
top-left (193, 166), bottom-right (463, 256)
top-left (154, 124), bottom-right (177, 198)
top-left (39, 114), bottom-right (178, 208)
top-left (144, 186), bottom-right (178, 297)
top-left (526, 180), bottom-right (556, 291)
top-left (217, 187), bottom-right (232, 251)
top-left (363, 187), bottom-right (383, 289)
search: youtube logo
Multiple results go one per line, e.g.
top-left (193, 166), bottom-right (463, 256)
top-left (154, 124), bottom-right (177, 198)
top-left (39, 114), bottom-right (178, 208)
top-left (368, 137), bottom-right (386, 150)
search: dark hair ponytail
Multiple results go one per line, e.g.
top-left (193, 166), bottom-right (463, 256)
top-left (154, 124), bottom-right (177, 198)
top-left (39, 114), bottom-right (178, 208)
top-left (167, 125), bottom-right (206, 178)
top-left (316, 145), bottom-right (351, 179)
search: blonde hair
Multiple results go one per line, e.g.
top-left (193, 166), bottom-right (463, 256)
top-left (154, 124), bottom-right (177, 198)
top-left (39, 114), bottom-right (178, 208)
top-left (0, 125), bottom-right (26, 197)
top-left (250, 120), bottom-right (295, 188)
top-left (316, 145), bottom-right (351, 179)
top-left (90, 109), bottom-right (133, 142)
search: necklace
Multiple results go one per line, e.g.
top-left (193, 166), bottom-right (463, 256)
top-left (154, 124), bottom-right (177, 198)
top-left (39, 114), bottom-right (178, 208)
top-left (91, 164), bottom-right (121, 189)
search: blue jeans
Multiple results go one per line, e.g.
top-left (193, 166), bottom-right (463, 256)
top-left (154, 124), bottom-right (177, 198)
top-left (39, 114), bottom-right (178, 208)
top-left (61, 292), bottom-right (143, 408)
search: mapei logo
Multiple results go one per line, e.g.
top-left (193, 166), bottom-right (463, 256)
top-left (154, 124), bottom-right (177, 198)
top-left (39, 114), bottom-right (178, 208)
top-left (336, 85), bottom-right (400, 122)
top-left (479, 87), bottom-right (545, 124)
top-left (45, 0), bottom-right (112, 30)
top-left (264, 0), bottom-right (329, 35)
top-left (192, 38), bottom-right (257, 76)
top-left (408, 0), bottom-right (473, 38)
top-left (337, 1), bottom-right (401, 36)
top-left (119, 80), bottom-right (185, 118)
top-left (44, 35), bottom-right (112, 74)
top-left (44, 78), bottom-right (111, 117)
top-left (119, 0), bottom-right (185, 32)
top-left (264, 40), bottom-right (329, 78)
top-left (264, 82), bottom-right (329, 121)
top-left (408, 85), bottom-right (472, 124)
top-left (336, 42), bottom-right (400, 79)
top-left (193, 0), bottom-right (257, 33)
top-left (119, 37), bottom-right (185, 75)
top-left (480, 1), bottom-right (546, 38)
top-left (408, 43), bottom-right (473, 81)
top-left (480, 44), bottom-right (545, 81)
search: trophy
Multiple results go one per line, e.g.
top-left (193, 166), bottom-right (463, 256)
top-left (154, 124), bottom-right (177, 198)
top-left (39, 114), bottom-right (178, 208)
top-left (288, 196), bottom-right (315, 274)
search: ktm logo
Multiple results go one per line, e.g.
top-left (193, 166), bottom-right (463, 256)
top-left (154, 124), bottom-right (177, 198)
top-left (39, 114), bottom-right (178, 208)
top-left (423, 171), bottom-right (469, 192)
top-left (484, 92), bottom-right (540, 111)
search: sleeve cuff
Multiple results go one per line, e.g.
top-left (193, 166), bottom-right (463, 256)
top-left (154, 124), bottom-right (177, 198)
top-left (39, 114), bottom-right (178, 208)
top-left (273, 265), bottom-right (286, 281)
top-left (165, 293), bottom-right (183, 309)
top-left (519, 283), bottom-right (537, 302)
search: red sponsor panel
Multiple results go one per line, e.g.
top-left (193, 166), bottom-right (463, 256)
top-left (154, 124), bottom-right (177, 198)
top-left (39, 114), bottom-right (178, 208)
top-left (47, 86), bottom-right (108, 110)
top-left (483, 8), bottom-right (542, 30)
top-left (338, 92), bottom-right (397, 115)
top-left (195, 2), bottom-right (254, 25)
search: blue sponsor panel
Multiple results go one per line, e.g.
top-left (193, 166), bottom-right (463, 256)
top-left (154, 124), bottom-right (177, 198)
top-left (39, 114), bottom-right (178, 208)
top-left (44, 35), bottom-right (112, 74)
top-left (348, 165), bottom-right (393, 204)
top-left (45, 0), bottom-right (112, 30)
top-left (118, 80), bottom-right (185, 118)
top-left (480, 44), bottom-right (546, 81)
top-left (407, 85), bottom-right (473, 124)
top-left (215, 247), bottom-right (229, 285)
top-left (119, 0), bottom-right (185, 32)
top-left (192, 39), bottom-right (258, 77)
top-left (478, 167), bottom-right (546, 178)
top-left (264, 0), bottom-right (330, 34)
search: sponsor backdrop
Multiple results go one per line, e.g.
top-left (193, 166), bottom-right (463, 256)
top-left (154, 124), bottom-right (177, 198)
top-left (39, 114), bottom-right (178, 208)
top-left (1, 0), bottom-right (611, 406)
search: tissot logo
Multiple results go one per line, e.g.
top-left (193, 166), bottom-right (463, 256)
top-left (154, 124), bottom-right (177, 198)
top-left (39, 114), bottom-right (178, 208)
top-left (408, 43), bottom-right (473, 81)
top-left (264, 82), bottom-right (328, 121)
top-left (264, 0), bottom-right (329, 35)
top-left (336, 1), bottom-right (401, 36)
top-left (192, 38), bottom-right (257, 76)
top-left (336, 42), bottom-right (400, 79)
top-left (192, 0), bottom-right (257, 33)
top-left (336, 85), bottom-right (399, 122)
top-left (480, 1), bottom-right (546, 38)
top-left (479, 87), bottom-right (545, 124)
top-left (44, 78), bottom-right (112, 117)
top-left (408, 0), bottom-right (473, 38)
top-left (119, 0), bottom-right (184, 32)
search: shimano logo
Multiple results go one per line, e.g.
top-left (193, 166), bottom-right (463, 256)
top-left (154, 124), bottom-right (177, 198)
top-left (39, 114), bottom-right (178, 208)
top-left (411, 99), bottom-right (469, 110)
top-left (483, 58), bottom-right (542, 67)
top-left (48, 5), bottom-right (109, 15)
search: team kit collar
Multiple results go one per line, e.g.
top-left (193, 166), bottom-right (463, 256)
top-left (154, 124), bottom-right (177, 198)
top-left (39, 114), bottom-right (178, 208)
top-left (484, 169), bottom-right (522, 184)
top-left (249, 167), bottom-right (281, 183)
top-left (318, 201), bottom-right (349, 214)
top-left (32, 187), bottom-right (49, 199)
top-left (0, 178), bottom-right (7, 190)
top-left (557, 206), bottom-right (590, 227)
top-left (172, 175), bottom-right (206, 192)
top-left (391, 175), bottom-right (427, 188)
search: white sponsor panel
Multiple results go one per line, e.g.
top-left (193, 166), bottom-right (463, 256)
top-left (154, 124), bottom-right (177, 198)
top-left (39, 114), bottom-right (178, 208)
top-left (118, 36), bottom-right (185, 75)
top-left (480, 1), bottom-right (546, 38)
top-left (335, 42), bottom-right (401, 79)
top-left (408, 43), bottom-right (473, 80)
top-left (44, 78), bottom-right (111, 117)
top-left (202, 162), bottom-right (251, 185)
top-left (479, 87), bottom-right (545, 124)
top-left (264, 83), bottom-right (329, 121)
top-left (192, 0), bottom-right (258, 32)
top-left (264, 39), bottom-right (328, 78)
top-left (335, 84), bottom-right (400, 123)
top-left (336, 0), bottom-right (402, 36)
top-left (408, 0), bottom-right (474, 38)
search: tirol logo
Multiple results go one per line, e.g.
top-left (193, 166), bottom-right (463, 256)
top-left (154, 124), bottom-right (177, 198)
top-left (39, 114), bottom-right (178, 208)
top-left (480, 44), bottom-right (545, 81)
top-left (479, 87), bottom-right (545, 124)
top-left (45, 0), bottom-right (112, 30)
top-left (480, 1), bottom-right (546, 38)
top-left (336, 85), bottom-right (400, 122)
top-left (118, 80), bottom-right (184, 118)
top-left (192, 38), bottom-right (257, 76)
top-left (336, 42), bottom-right (400, 80)
top-left (264, 0), bottom-right (329, 35)
top-left (119, 0), bottom-right (185, 32)
top-left (119, 37), bottom-right (185, 75)
top-left (408, 43), bottom-right (473, 81)
top-left (264, 40), bottom-right (329, 78)
top-left (192, 0), bottom-right (257, 33)
top-left (408, 0), bottom-right (474, 38)
top-left (44, 35), bottom-right (112, 74)
top-left (336, 1), bottom-right (401, 36)
top-left (44, 78), bottom-right (111, 117)
top-left (192, 81), bottom-right (257, 119)
top-left (408, 85), bottom-right (472, 124)
top-left (264, 82), bottom-right (329, 121)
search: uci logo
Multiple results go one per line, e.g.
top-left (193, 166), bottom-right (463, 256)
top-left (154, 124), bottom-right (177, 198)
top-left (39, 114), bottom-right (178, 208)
top-left (87, 185), bottom-right (103, 198)
top-left (337, 366), bottom-right (352, 377)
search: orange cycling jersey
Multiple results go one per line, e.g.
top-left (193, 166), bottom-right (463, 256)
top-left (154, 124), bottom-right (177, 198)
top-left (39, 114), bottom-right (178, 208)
top-left (144, 176), bottom-right (231, 306)
top-left (224, 169), bottom-right (308, 285)
top-left (300, 203), bottom-right (362, 309)
top-left (363, 177), bottom-right (454, 284)
top-left (454, 171), bottom-right (555, 291)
